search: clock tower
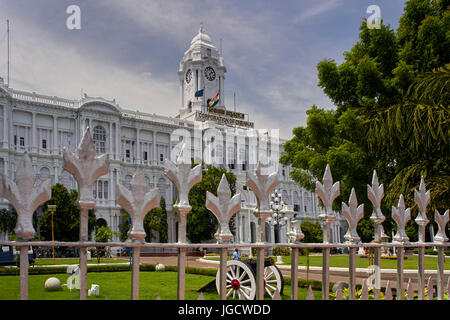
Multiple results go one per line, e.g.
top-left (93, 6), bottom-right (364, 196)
top-left (178, 24), bottom-right (226, 120)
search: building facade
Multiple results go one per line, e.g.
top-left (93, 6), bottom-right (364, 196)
top-left (0, 26), bottom-right (346, 247)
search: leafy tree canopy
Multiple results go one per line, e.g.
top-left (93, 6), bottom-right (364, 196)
top-left (187, 165), bottom-right (236, 243)
top-left (281, 0), bottom-right (449, 242)
top-left (39, 183), bottom-right (96, 242)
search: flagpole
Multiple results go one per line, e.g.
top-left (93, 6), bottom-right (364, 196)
top-left (7, 19), bottom-right (10, 86)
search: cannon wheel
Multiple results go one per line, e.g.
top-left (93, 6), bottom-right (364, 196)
top-left (263, 265), bottom-right (284, 298)
top-left (215, 260), bottom-right (284, 299)
top-left (215, 260), bottom-right (256, 300)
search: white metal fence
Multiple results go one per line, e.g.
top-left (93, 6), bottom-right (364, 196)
top-left (0, 128), bottom-right (448, 300)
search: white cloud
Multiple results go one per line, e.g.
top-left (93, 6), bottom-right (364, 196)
top-left (293, 0), bottom-right (343, 24)
top-left (1, 9), bottom-right (179, 114)
top-left (0, 0), bottom-right (337, 141)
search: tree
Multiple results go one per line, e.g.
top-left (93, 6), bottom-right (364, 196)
top-left (144, 197), bottom-right (168, 243)
top-left (187, 165), bottom-right (236, 243)
top-left (118, 209), bottom-right (130, 242)
top-left (281, 0), bottom-right (449, 242)
top-left (39, 183), bottom-right (96, 242)
top-left (368, 64), bottom-right (450, 224)
top-left (93, 225), bottom-right (118, 262)
top-left (300, 220), bottom-right (323, 244)
top-left (0, 208), bottom-right (16, 240)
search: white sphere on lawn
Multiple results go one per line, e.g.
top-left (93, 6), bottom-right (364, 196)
top-left (156, 263), bottom-right (165, 271)
top-left (44, 277), bottom-right (61, 291)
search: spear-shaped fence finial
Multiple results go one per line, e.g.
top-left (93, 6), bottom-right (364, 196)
top-left (206, 174), bottom-right (241, 243)
top-left (164, 157), bottom-right (202, 243)
top-left (392, 195), bottom-right (411, 243)
top-left (315, 164), bottom-right (340, 243)
top-left (342, 188), bottom-right (364, 243)
top-left (246, 161), bottom-right (278, 242)
top-left (0, 152), bottom-right (51, 240)
top-left (367, 170), bottom-right (387, 241)
top-left (116, 167), bottom-right (160, 242)
top-left (434, 209), bottom-right (449, 243)
top-left (414, 176), bottom-right (430, 243)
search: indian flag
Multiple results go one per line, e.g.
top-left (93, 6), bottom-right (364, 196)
top-left (208, 92), bottom-right (219, 107)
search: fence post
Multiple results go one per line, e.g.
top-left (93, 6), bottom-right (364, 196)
top-left (315, 164), bottom-right (340, 300)
top-left (131, 246), bottom-right (141, 300)
top-left (78, 203), bottom-right (94, 300)
top-left (0, 152), bottom-right (51, 300)
top-left (342, 188), bottom-right (364, 299)
top-left (396, 246), bottom-right (404, 300)
top-left (116, 167), bottom-right (160, 300)
top-left (287, 219), bottom-right (304, 300)
top-left (219, 247), bottom-right (227, 299)
top-left (163, 156), bottom-right (202, 301)
top-left (414, 177), bottom-right (430, 300)
top-left (392, 195), bottom-right (411, 300)
top-left (19, 244), bottom-right (29, 300)
top-left (256, 247), bottom-right (265, 300)
top-left (368, 170), bottom-right (385, 300)
top-left (205, 174), bottom-right (241, 300)
top-left (245, 162), bottom-right (278, 300)
top-left (62, 127), bottom-right (109, 300)
top-left (434, 209), bottom-right (449, 300)
top-left (175, 206), bottom-right (192, 300)
top-left (348, 247), bottom-right (356, 300)
top-left (290, 247), bottom-right (299, 300)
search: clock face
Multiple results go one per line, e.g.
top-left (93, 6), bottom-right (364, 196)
top-left (204, 66), bottom-right (216, 81)
top-left (185, 69), bottom-right (192, 84)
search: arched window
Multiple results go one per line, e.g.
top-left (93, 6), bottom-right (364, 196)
top-left (38, 167), bottom-right (51, 185)
top-left (293, 191), bottom-right (300, 212)
top-left (60, 170), bottom-right (73, 190)
top-left (96, 218), bottom-right (107, 228)
top-left (124, 175), bottom-right (132, 190)
top-left (304, 192), bottom-right (311, 214)
top-left (93, 126), bottom-right (106, 153)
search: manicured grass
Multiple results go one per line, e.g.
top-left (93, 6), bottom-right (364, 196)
top-left (33, 258), bottom-right (129, 265)
top-left (205, 254), bottom-right (450, 270)
top-left (0, 271), bottom-right (322, 300)
top-left (282, 254), bottom-right (450, 270)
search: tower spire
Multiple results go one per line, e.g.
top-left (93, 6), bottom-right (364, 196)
top-left (199, 22), bottom-right (204, 33)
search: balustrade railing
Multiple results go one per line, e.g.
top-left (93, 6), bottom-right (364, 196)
top-left (0, 128), bottom-right (448, 301)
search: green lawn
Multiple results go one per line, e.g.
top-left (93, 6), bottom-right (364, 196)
top-left (205, 254), bottom-right (450, 270)
top-left (282, 254), bottom-right (450, 270)
top-left (0, 271), bottom-right (322, 300)
top-left (32, 258), bottom-right (129, 266)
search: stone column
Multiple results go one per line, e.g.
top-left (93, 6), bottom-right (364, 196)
top-left (115, 122), bottom-right (120, 160)
top-left (53, 115), bottom-right (58, 155)
top-left (152, 131), bottom-right (157, 165)
top-left (109, 122), bottom-right (113, 157)
top-left (31, 112), bottom-right (37, 153)
top-left (136, 127), bottom-right (140, 164)
top-left (2, 105), bottom-right (8, 148)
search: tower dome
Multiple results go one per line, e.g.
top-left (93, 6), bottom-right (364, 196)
top-left (190, 23), bottom-right (214, 48)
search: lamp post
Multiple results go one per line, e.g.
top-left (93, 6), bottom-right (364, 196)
top-left (47, 205), bottom-right (57, 264)
top-left (267, 189), bottom-right (289, 262)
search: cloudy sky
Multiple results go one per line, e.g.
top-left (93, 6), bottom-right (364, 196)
top-left (0, 0), bottom-right (407, 138)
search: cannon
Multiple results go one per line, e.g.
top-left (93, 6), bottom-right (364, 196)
top-left (214, 257), bottom-right (284, 300)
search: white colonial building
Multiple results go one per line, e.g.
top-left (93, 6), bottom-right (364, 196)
top-left (0, 26), bottom-right (346, 248)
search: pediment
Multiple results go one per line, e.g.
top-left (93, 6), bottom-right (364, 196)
top-left (80, 98), bottom-right (121, 115)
